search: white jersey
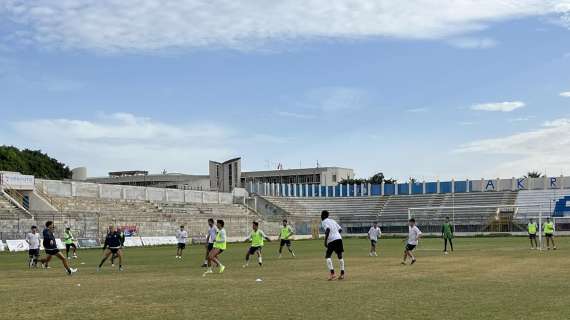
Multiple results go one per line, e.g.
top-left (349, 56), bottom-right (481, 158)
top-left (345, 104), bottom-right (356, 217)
top-left (26, 232), bottom-right (40, 250)
top-left (207, 226), bottom-right (218, 244)
top-left (321, 218), bottom-right (342, 244)
top-left (176, 230), bottom-right (188, 244)
top-left (368, 226), bottom-right (381, 241)
top-left (407, 225), bottom-right (422, 245)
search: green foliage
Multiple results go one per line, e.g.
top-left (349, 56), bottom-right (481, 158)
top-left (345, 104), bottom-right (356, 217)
top-left (526, 171), bottom-right (542, 178)
top-left (0, 145), bottom-right (71, 179)
top-left (340, 172), bottom-right (397, 185)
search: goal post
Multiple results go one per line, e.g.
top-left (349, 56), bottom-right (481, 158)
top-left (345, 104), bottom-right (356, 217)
top-left (407, 204), bottom-right (547, 250)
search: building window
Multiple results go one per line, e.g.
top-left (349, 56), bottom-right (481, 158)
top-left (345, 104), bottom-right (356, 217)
top-left (332, 174), bottom-right (337, 182)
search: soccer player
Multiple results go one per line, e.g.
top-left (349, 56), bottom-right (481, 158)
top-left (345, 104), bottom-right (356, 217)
top-left (203, 219), bottom-right (226, 276)
top-left (63, 227), bottom-right (78, 259)
top-left (202, 218), bottom-right (217, 267)
top-left (528, 218), bottom-right (538, 250)
top-left (243, 221), bottom-right (271, 268)
top-left (176, 225), bottom-right (188, 259)
top-left (402, 218), bottom-right (422, 265)
top-left (544, 217), bottom-right (557, 250)
top-left (278, 219), bottom-right (295, 258)
top-left (97, 225), bottom-right (124, 272)
top-left (367, 222), bottom-right (381, 256)
top-left (25, 226), bottom-right (41, 268)
top-left (321, 210), bottom-right (345, 280)
top-left (39, 221), bottom-right (77, 275)
top-left (110, 226), bottom-right (125, 267)
top-left (441, 217), bottom-right (454, 254)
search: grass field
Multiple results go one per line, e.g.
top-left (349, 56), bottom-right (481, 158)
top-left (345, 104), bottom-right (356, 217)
top-left (2, 237), bottom-right (570, 320)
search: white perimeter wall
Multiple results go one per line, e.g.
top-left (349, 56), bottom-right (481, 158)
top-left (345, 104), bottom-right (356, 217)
top-left (36, 179), bottom-right (239, 205)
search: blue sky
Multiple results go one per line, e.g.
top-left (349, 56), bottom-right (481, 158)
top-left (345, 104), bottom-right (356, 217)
top-left (1, 1), bottom-right (570, 180)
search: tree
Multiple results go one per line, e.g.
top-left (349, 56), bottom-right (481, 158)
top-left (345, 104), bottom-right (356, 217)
top-left (525, 171), bottom-right (542, 178)
top-left (339, 172), bottom-right (397, 185)
top-left (0, 146), bottom-right (72, 180)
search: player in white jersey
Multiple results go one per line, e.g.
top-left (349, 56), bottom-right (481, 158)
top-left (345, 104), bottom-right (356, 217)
top-left (202, 218), bottom-right (217, 267)
top-left (175, 225), bottom-right (188, 259)
top-left (321, 210), bottom-right (345, 280)
top-left (402, 218), bottom-right (422, 265)
top-left (25, 226), bottom-right (41, 268)
top-left (367, 222), bottom-right (381, 257)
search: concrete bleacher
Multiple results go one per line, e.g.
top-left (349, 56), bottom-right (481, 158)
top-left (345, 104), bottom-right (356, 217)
top-left (261, 191), bottom-right (519, 233)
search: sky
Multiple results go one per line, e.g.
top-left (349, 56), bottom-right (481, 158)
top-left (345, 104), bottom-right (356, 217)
top-left (1, 1), bottom-right (570, 181)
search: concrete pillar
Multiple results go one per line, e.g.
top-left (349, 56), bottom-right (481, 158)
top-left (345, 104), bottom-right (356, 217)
top-left (408, 181), bottom-right (412, 195)
top-left (318, 184), bottom-right (322, 197)
top-left (360, 183), bottom-right (364, 197)
top-left (305, 184), bottom-right (309, 197)
top-left (368, 183), bottom-right (371, 196)
top-left (422, 181), bottom-right (426, 194)
top-left (395, 183), bottom-right (399, 195)
top-left (201, 191), bottom-right (205, 204)
top-left (70, 182), bottom-right (76, 197)
top-left (164, 189), bottom-right (168, 202)
top-left (98, 184), bottom-right (103, 198)
top-left (333, 185), bottom-right (337, 198)
top-left (451, 179), bottom-right (455, 193)
top-left (381, 183), bottom-right (384, 196)
top-left (466, 179), bottom-right (470, 192)
top-left (437, 180), bottom-right (441, 193)
top-left (511, 177), bottom-right (516, 191)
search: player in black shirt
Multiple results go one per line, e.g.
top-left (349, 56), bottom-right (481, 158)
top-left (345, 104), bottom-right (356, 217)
top-left (39, 221), bottom-right (77, 275)
top-left (111, 227), bottom-right (126, 267)
top-left (97, 225), bottom-right (124, 272)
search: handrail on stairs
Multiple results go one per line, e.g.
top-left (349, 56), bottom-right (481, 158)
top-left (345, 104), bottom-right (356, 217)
top-left (0, 183), bottom-right (34, 218)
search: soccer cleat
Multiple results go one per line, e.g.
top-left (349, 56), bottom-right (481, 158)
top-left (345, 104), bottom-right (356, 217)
top-left (242, 264), bottom-right (248, 268)
top-left (291, 252), bottom-right (296, 258)
top-left (201, 263), bottom-right (208, 268)
top-left (111, 263), bottom-right (115, 267)
top-left (67, 268), bottom-right (77, 275)
top-left (338, 274), bottom-right (345, 280)
top-left (219, 265), bottom-right (226, 274)
top-left (554, 247), bottom-right (557, 250)
top-left (119, 266), bottom-right (124, 272)
top-left (73, 254), bottom-right (78, 259)
top-left (203, 269), bottom-right (213, 276)
top-left (328, 274), bottom-right (337, 281)
top-left (444, 251), bottom-right (449, 255)
top-left (401, 261), bottom-right (406, 265)
top-left (411, 259), bottom-right (416, 265)
top-left (278, 254), bottom-right (282, 259)
top-left (96, 267), bottom-right (101, 272)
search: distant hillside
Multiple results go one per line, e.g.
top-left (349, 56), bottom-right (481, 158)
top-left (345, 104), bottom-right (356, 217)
top-left (0, 146), bottom-right (72, 180)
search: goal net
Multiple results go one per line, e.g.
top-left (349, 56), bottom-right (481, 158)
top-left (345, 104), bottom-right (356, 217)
top-left (407, 204), bottom-right (548, 248)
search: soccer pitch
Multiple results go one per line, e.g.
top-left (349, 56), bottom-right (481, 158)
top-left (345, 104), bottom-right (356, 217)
top-left (2, 237), bottom-right (570, 320)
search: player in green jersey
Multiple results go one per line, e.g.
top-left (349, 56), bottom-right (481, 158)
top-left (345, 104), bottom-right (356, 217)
top-left (442, 217), bottom-right (454, 254)
top-left (243, 221), bottom-right (271, 268)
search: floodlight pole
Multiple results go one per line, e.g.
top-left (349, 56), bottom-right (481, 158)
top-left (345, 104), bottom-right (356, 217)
top-left (538, 204), bottom-right (543, 251)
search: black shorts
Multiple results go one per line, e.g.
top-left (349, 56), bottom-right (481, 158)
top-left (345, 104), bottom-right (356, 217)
top-left (325, 239), bottom-right (344, 258)
top-left (207, 243), bottom-right (214, 252)
top-left (28, 249), bottom-right (40, 256)
top-left (109, 248), bottom-right (120, 254)
top-left (280, 239), bottom-right (291, 247)
top-left (65, 243), bottom-right (77, 250)
top-left (45, 248), bottom-right (60, 256)
top-left (178, 243), bottom-right (186, 249)
top-left (405, 244), bottom-right (417, 251)
top-left (545, 233), bottom-right (554, 238)
top-left (529, 234), bottom-right (537, 239)
top-left (370, 240), bottom-right (377, 246)
top-left (248, 246), bottom-right (262, 255)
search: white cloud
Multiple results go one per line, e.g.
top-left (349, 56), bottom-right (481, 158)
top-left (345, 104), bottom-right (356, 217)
top-left (471, 101), bottom-right (525, 112)
top-left (560, 91), bottom-right (570, 97)
top-left (276, 111), bottom-right (315, 119)
top-left (448, 37), bottom-right (498, 49)
top-left (455, 118), bottom-right (570, 176)
top-left (508, 116), bottom-right (535, 122)
top-left (406, 107), bottom-right (429, 113)
top-left (1, 1), bottom-right (568, 52)
top-left (6, 113), bottom-right (236, 175)
top-left (305, 87), bottom-right (367, 112)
